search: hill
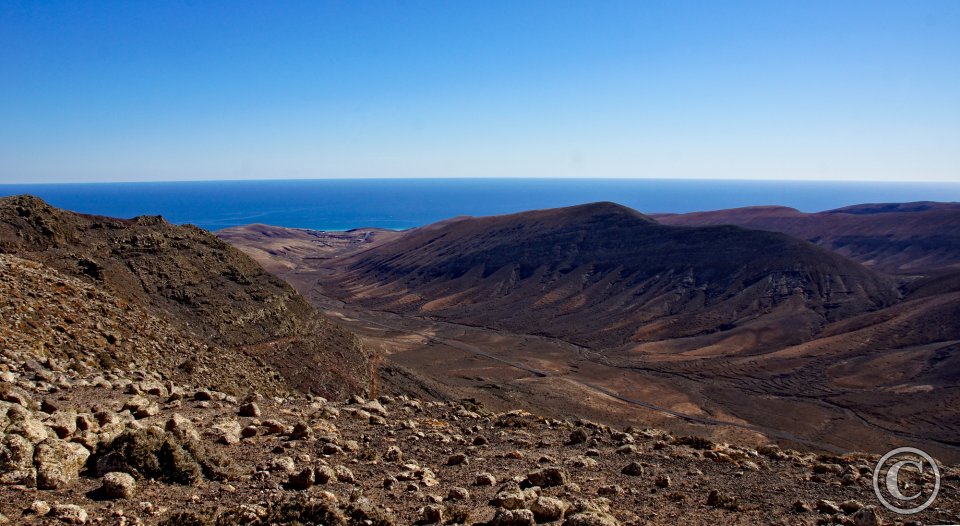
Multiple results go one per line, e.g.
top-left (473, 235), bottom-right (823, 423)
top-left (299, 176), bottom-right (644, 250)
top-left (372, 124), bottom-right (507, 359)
top-left (322, 202), bottom-right (898, 351)
top-left (654, 201), bottom-right (960, 274)
top-left (0, 195), bottom-right (371, 399)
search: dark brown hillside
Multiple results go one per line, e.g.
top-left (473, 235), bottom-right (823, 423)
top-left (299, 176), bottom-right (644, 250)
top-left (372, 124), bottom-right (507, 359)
top-left (0, 195), bottom-right (370, 398)
top-left (322, 202), bottom-right (897, 350)
top-left (654, 201), bottom-right (960, 273)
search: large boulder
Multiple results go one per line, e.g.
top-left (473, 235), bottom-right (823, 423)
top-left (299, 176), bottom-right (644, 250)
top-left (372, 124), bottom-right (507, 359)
top-left (34, 438), bottom-right (90, 489)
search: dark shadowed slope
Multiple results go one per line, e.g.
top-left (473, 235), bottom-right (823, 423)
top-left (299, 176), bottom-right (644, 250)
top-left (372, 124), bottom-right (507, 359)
top-left (654, 201), bottom-right (960, 274)
top-left (0, 195), bottom-right (370, 398)
top-left (322, 202), bottom-right (898, 351)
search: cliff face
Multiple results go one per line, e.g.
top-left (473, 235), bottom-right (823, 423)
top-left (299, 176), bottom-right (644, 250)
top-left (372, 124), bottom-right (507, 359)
top-left (0, 195), bottom-right (371, 398)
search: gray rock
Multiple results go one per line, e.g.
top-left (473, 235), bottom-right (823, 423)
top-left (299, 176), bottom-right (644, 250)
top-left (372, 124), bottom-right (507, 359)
top-left (568, 428), bottom-right (588, 445)
top-left (45, 410), bottom-right (78, 439)
top-left (852, 506), bottom-right (881, 526)
top-left (335, 465), bottom-right (355, 483)
top-left (210, 418), bottom-right (242, 445)
top-left (268, 456), bottom-right (296, 474)
top-left (314, 465), bottom-right (336, 484)
top-left (384, 445), bottom-right (402, 462)
top-left (563, 511), bottom-right (620, 526)
top-left (421, 504), bottom-right (444, 524)
top-left (475, 472), bottom-right (497, 486)
top-left (447, 453), bottom-right (469, 466)
top-left (49, 503), bottom-right (88, 524)
top-left (361, 400), bottom-right (388, 416)
top-left (447, 486), bottom-right (470, 501)
top-left (28, 500), bottom-right (51, 516)
top-left (490, 508), bottom-right (536, 526)
top-left (816, 499), bottom-right (841, 514)
top-left (123, 396), bottom-right (159, 419)
top-left (100, 471), bottom-right (136, 499)
top-left (526, 467), bottom-right (568, 487)
top-left (620, 462), bottom-right (644, 476)
top-left (238, 402), bottom-right (261, 417)
top-left (530, 496), bottom-right (569, 523)
top-left (34, 438), bottom-right (90, 489)
top-left (0, 433), bottom-right (35, 473)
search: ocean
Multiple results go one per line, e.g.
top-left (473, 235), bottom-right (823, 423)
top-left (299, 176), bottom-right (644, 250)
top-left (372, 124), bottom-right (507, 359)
top-left (1, 178), bottom-right (958, 232)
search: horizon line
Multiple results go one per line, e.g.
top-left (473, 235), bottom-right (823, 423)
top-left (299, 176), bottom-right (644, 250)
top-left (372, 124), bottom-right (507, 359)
top-left (3, 176), bottom-right (960, 186)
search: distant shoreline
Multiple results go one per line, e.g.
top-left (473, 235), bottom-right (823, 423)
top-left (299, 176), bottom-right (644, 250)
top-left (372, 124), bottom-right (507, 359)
top-left (2, 178), bottom-right (959, 232)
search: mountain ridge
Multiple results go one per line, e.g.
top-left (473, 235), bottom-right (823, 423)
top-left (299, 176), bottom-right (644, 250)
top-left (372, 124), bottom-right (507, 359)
top-left (0, 195), bottom-right (371, 399)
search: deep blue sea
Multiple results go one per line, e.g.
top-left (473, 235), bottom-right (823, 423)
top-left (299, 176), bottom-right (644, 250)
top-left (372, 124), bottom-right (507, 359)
top-left (1, 179), bottom-right (959, 232)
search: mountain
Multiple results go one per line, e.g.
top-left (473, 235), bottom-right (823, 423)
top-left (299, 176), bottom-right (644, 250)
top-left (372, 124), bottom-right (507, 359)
top-left (0, 195), bottom-right (370, 398)
top-left (320, 202), bottom-right (898, 351)
top-left (654, 201), bottom-right (960, 274)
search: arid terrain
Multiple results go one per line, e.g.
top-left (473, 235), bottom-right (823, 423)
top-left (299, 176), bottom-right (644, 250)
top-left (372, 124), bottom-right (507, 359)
top-left (0, 196), bottom-right (957, 525)
top-left (221, 201), bottom-right (960, 466)
top-left (653, 202), bottom-right (960, 274)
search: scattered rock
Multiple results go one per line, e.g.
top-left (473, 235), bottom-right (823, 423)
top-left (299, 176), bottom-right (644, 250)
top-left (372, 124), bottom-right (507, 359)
top-left (123, 395), bottom-right (159, 419)
top-left (568, 428), bottom-right (588, 445)
top-left (384, 445), bottom-right (402, 462)
top-left (28, 500), bottom-right (51, 516)
top-left (446, 486), bottom-right (470, 501)
top-left (421, 504), bottom-right (444, 524)
top-left (447, 453), bottom-right (469, 466)
top-left (530, 496), bottom-right (569, 522)
top-left (475, 472), bottom-right (497, 486)
top-left (563, 511), bottom-right (620, 526)
top-left (100, 471), bottom-right (136, 499)
top-left (335, 465), bottom-right (355, 483)
top-left (34, 438), bottom-right (90, 489)
top-left (707, 490), bottom-right (739, 510)
top-left (490, 508), bottom-right (536, 526)
top-left (620, 462), bottom-right (644, 476)
top-left (238, 402), bottom-right (261, 417)
top-left (210, 418), bottom-right (242, 445)
top-left (526, 467), bottom-right (568, 487)
top-left (287, 467), bottom-right (315, 490)
top-left (49, 503), bottom-right (88, 524)
top-left (816, 499), bottom-right (841, 514)
top-left (852, 506), bottom-right (882, 526)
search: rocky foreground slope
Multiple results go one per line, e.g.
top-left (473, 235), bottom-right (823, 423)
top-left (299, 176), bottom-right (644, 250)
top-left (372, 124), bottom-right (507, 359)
top-left (2, 329), bottom-right (958, 526)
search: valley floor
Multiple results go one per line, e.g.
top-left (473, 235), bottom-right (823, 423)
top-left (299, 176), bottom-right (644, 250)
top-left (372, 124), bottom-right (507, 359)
top-left (283, 272), bottom-right (960, 465)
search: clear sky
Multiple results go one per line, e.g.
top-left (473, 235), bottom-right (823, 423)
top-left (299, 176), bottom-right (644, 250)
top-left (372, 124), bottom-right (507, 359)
top-left (1, 1), bottom-right (958, 184)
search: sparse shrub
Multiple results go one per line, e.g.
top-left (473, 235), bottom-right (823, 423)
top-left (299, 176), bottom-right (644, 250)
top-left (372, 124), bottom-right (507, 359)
top-left (345, 499), bottom-right (396, 526)
top-left (494, 414), bottom-right (533, 428)
top-left (444, 504), bottom-right (472, 525)
top-left (672, 435), bottom-right (714, 450)
top-left (95, 427), bottom-right (232, 485)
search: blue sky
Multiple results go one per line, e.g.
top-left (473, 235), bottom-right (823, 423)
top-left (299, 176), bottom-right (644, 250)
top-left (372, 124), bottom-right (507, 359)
top-left (1, 1), bottom-right (958, 183)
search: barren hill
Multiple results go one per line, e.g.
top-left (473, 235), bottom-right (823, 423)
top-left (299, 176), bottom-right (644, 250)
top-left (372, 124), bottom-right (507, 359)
top-left (322, 202), bottom-right (898, 351)
top-left (654, 201), bottom-right (960, 273)
top-left (0, 195), bottom-right (370, 399)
